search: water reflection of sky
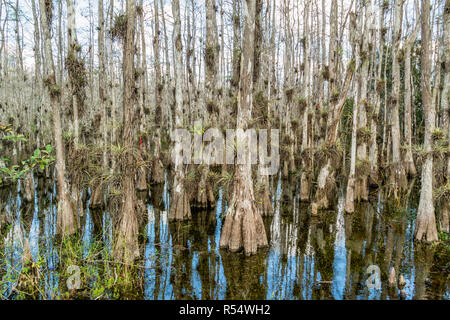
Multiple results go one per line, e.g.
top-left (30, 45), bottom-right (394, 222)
top-left (331, 196), bottom-right (346, 300)
top-left (0, 177), bottom-right (449, 300)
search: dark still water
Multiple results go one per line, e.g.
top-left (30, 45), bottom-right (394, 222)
top-left (0, 175), bottom-right (448, 300)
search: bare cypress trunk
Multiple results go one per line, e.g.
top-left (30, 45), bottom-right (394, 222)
top-left (186, 0), bottom-right (195, 123)
top-left (354, 1), bottom-right (372, 202)
top-left (160, 0), bottom-right (173, 131)
top-left (269, 0), bottom-right (276, 110)
top-left (281, 1), bottom-right (295, 180)
top-left (67, 0), bottom-right (81, 148)
top-left (89, 0), bottom-right (108, 209)
top-left (14, 0), bottom-right (23, 76)
top-left (88, 0), bottom-right (95, 112)
top-left (254, 0), bottom-right (272, 217)
top-left (320, 0), bottom-right (326, 106)
top-left (205, 0), bottom-right (219, 125)
top-left (439, 0), bottom-right (449, 233)
top-left (345, 88), bottom-right (358, 214)
top-left (313, 64), bottom-right (354, 213)
top-left (194, 0), bottom-right (219, 209)
top-left (66, 0), bottom-right (87, 216)
top-left (231, 0), bottom-right (241, 95)
top-left (169, 0), bottom-right (191, 222)
top-left (219, 0), bottom-right (225, 119)
top-left (299, 0), bottom-right (312, 202)
top-left (138, 0), bottom-right (148, 111)
top-left (369, 1), bottom-right (387, 186)
top-left (39, 0), bottom-right (77, 237)
top-left (57, 0), bottom-right (63, 88)
top-left (345, 11), bottom-right (358, 214)
top-left (150, 0), bottom-right (164, 185)
top-left (160, 0), bottom-right (170, 80)
top-left (329, 0), bottom-right (338, 97)
top-left (390, 0), bottom-right (407, 198)
top-left (190, 0), bottom-right (198, 118)
top-left (414, 0), bottom-right (438, 242)
top-left (136, 0), bottom-right (148, 192)
top-left (0, 1), bottom-right (4, 77)
top-left (404, 4), bottom-right (420, 177)
top-left (98, 0), bottom-right (107, 168)
top-left (114, 0), bottom-right (139, 263)
top-left (108, 0), bottom-right (117, 172)
top-left (31, 0), bottom-right (42, 147)
top-left (220, 0), bottom-right (267, 256)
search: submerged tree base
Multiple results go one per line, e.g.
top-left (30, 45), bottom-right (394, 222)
top-left (89, 184), bottom-right (104, 209)
top-left (256, 185), bottom-right (273, 217)
top-left (192, 166), bottom-right (216, 209)
top-left (220, 166), bottom-right (268, 256)
top-left (114, 201), bottom-right (140, 264)
top-left (56, 198), bottom-right (78, 237)
top-left (312, 159), bottom-right (337, 214)
top-left (151, 157), bottom-right (165, 185)
top-left (169, 179), bottom-right (192, 221)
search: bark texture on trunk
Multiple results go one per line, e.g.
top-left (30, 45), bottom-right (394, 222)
top-left (313, 64), bottom-right (354, 213)
top-left (151, 0), bottom-right (164, 185)
top-left (219, 0), bottom-right (268, 256)
top-left (193, 0), bottom-right (219, 209)
top-left (390, 0), bottom-right (407, 197)
top-left (39, 0), bottom-right (77, 237)
top-left (404, 11), bottom-right (420, 177)
top-left (355, 2), bottom-right (372, 203)
top-left (299, 0), bottom-right (311, 201)
top-left (169, 0), bottom-right (191, 221)
top-left (415, 0), bottom-right (438, 242)
top-left (439, 0), bottom-right (450, 233)
top-left (345, 11), bottom-right (358, 214)
top-left (114, 0), bottom-right (139, 263)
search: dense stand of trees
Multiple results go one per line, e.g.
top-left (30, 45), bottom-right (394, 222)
top-left (0, 0), bottom-right (449, 262)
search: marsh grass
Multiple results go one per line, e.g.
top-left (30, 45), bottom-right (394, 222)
top-left (0, 231), bottom-right (145, 300)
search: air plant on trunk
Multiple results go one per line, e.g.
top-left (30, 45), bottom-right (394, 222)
top-left (219, 0), bottom-right (268, 256)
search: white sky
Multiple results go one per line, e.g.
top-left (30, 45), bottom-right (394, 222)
top-left (0, 0), bottom-right (444, 79)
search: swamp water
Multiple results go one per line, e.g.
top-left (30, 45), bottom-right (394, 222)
top-left (0, 174), bottom-right (448, 300)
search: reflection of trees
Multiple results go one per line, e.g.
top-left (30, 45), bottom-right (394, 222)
top-left (89, 208), bottom-right (103, 237)
top-left (36, 177), bottom-right (48, 223)
top-left (163, 207), bottom-right (221, 300)
top-left (310, 210), bottom-right (337, 299)
top-left (280, 179), bottom-right (294, 217)
top-left (390, 214), bottom-right (407, 299)
top-left (0, 184), bottom-right (14, 234)
top-left (192, 209), bottom-right (217, 242)
top-left (150, 183), bottom-right (165, 211)
top-left (429, 243), bottom-right (450, 299)
top-left (191, 209), bottom-right (218, 299)
top-left (414, 243), bottom-right (434, 299)
top-left (144, 206), bottom-right (161, 299)
top-left (21, 183), bottom-right (35, 229)
top-left (168, 220), bottom-right (192, 299)
top-left (170, 248), bottom-right (194, 299)
top-left (221, 251), bottom-right (266, 299)
top-left (2, 168), bottom-right (448, 300)
top-left (376, 189), bottom-right (413, 299)
top-left (152, 209), bottom-right (173, 299)
top-left (265, 191), bottom-right (307, 299)
top-left (345, 202), bottom-right (366, 299)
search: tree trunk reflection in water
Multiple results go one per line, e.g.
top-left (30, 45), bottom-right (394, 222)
top-left (0, 179), bottom-right (448, 299)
